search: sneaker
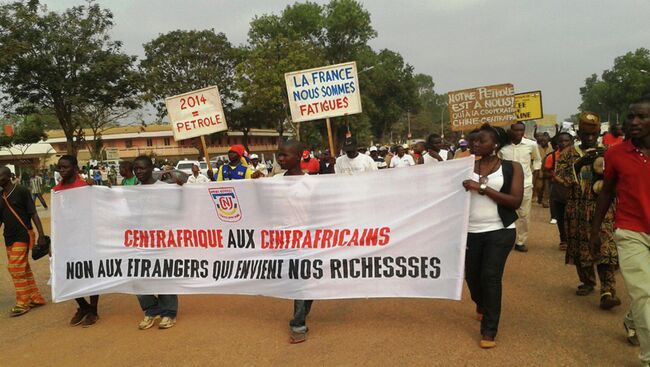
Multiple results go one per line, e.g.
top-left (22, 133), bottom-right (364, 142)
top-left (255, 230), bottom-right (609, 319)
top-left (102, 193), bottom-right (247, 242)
top-left (82, 313), bottom-right (99, 327)
top-left (70, 308), bottom-right (89, 326)
top-left (514, 244), bottom-right (528, 252)
top-left (138, 315), bottom-right (159, 330)
top-left (600, 294), bottom-right (621, 310)
top-left (158, 316), bottom-right (176, 329)
top-left (479, 336), bottom-right (496, 349)
top-left (290, 326), bottom-right (308, 344)
top-left (550, 218), bottom-right (557, 224)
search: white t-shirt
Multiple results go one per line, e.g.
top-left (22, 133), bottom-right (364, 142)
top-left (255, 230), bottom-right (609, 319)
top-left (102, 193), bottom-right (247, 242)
top-left (187, 173), bottom-right (210, 184)
top-left (422, 152), bottom-right (438, 165)
top-left (335, 154), bottom-right (378, 175)
top-left (389, 154), bottom-right (415, 168)
top-left (468, 166), bottom-right (516, 233)
top-left (250, 163), bottom-right (268, 177)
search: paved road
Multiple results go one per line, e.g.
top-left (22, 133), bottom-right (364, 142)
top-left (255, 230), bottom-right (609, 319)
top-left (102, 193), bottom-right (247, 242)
top-left (0, 204), bottom-right (640, 367)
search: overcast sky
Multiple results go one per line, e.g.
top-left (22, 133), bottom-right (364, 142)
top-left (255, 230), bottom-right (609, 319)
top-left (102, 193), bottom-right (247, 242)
top-left (46, 0), bottom-right (650, 122)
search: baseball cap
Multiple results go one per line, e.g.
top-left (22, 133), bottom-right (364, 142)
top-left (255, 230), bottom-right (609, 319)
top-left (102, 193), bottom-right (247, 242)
top-left (342, 137), bottom-right (358, 152)
top-left (249, 154), bottom-right (259, 159)
top-left (369, 146), bottom-right (378, 152)
top-left (302, 150), bottom-right (310, 159)
top-left (459, 139), bottom-right (468, 147)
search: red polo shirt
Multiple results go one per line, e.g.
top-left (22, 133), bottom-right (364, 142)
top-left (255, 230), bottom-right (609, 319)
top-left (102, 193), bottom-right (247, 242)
top-left (604, 139), bottom-right (650, 233)
top-left (53, 176), bottom-right (88, 192)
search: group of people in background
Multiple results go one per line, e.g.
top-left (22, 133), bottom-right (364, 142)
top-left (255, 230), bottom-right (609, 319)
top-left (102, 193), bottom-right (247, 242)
top-left (1, 94), bottom-right (648, 364)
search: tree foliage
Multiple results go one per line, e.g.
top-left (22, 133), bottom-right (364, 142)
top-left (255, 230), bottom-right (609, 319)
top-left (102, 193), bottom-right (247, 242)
top-left (0, 0), bottom-right (140, 156)
top-left (579, 48), bottom-right (650, 122)
top-left (140, 29), bottom-right (239, 119)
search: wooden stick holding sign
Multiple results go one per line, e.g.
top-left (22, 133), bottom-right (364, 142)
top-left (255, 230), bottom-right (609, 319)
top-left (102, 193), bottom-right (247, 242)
top-left (164, 86), bottom-right (228, 178)
top-left (325, 118), bottom-right (335, 155)
top-left (285, 62), bottom-right (362, 154)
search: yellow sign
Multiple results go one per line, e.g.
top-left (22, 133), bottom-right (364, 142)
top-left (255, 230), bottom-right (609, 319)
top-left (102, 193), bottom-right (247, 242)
top-left (536, 113), bottom-right (557, 126)
top-left (515, 91), bottom-right (543, 121)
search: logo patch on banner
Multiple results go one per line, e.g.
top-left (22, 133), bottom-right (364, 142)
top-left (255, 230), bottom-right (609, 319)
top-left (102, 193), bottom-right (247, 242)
top-left (209, 187), bottom-right (242, 222)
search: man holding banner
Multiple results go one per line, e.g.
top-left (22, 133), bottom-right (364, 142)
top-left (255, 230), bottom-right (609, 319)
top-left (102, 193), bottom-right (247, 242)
top-left (133, 155), bottom-right (179, 330)
top-left (273, 140), bottom-right (313, 343)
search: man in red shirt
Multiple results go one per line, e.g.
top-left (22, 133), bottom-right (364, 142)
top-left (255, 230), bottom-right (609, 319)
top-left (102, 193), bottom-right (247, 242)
top-left (300, 150), bottom-right (320, 175)
top-left (592, 95), bottom-right (650, 365)
top-left (52, 155), bottom-right (100, 327)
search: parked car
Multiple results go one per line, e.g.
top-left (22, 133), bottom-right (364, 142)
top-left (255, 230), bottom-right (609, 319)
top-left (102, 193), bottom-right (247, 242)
top-left (175, 160), bottom-right (199, 175)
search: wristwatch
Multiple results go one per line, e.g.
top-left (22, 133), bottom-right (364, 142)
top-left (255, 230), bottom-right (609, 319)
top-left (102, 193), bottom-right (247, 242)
top-left (478, 183), bottom-right (487, 195)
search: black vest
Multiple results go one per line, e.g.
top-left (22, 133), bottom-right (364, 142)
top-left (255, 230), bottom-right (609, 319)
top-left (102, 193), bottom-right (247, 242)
top-left (497, 160), bottom-right (518, 227)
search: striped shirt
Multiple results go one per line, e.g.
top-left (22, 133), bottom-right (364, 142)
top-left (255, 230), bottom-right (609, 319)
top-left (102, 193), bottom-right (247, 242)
top-left (30, 176), bottom-right (44, 194)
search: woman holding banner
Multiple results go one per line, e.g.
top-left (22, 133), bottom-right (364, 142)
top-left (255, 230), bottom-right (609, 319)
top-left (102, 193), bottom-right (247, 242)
top-left (462, 124), bottom-right (524, 349)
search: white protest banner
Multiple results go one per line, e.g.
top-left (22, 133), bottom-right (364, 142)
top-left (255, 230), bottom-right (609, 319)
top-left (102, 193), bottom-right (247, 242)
top-left (284, 62), bottom-right (362, 123)
top-left (51, 158), bottom-right (473, 302)
top-left (165, 86), bottom-right (228, 141)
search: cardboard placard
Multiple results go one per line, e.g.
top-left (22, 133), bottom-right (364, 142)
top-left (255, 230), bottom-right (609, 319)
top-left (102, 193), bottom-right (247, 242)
top-left (165, 86), bottom-right (228, 141)
top-left (448, 83), bottom-right (516, 131)
top-left (285, 62), bottom-right (362, 123)
top-left (515, 91), bottom-right (543, 121)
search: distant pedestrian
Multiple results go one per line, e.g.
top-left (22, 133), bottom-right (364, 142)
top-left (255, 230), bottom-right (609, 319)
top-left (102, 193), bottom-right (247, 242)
top-left (30, 173), bottom-right (48, 209)
top-left (119, 161), bottom-right (138, 186)
top-left (545, 132), bottom-right (574, 250)
top-left (335, 138), bottom-right (378, 174)
top-left (216, 145), bottom-right (252, 181)
top-left (300, 150), bottom-right (320, 175)
top-left (498, 122), bottom-right (542, 252)
top-left (187, 164), bottom-right (210, 184)
top-left (389, 145), bottom-right (415, 168)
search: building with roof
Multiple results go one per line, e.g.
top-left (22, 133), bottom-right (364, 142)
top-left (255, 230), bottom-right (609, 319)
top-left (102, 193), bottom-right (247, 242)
top-left (45, 124), bottom-right (280, 165)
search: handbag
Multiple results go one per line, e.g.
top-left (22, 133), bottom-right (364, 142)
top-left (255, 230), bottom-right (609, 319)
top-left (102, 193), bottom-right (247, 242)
top-left (2, 193), bottom-right (50, 260)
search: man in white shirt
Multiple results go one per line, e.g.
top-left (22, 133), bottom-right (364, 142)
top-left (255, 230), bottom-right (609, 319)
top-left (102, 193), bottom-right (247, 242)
top-left (186, 164), bottom-right (210, 184)
top-left (498, 122), bottom-right (542, 252)
top-left (389, 145), bottom-right (415, 168)
top-left (335, 138), bottom-right (378, 175)
top-left (249, 154), bottom-right (268, 179)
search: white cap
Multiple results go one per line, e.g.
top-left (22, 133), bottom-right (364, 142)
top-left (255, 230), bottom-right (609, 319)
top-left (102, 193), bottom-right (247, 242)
top-left (249, 154), bottom-right (259, 159)
top-left (369, 146), bottom-right (378, 152)
top-left (402, 143), bottom-right (409, 149)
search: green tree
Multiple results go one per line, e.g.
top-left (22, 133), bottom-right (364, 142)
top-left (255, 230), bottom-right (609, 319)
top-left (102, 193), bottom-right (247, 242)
top-left (579, 48), bottom-right (650, 122)
top-left (0, 114), bottom-right (49, 160)
top-left (140, 29), bottom-right (239, 119)
top-left (0, 0), bottom-right (140, 156)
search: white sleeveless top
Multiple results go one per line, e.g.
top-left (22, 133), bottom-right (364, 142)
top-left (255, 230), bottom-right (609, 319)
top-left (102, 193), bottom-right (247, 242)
top-left (468, 166), bottom-right (516, 233)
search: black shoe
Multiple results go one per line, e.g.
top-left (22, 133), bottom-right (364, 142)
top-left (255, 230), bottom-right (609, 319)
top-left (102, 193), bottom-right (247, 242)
top-left (600, 294), bottom-right (621, 310)
top-left (576, 284), bottom-right (594, 296)
top-left (514, 244), bottom-right (528, 252)
top-left (70, 308), bottom-right (89, 326)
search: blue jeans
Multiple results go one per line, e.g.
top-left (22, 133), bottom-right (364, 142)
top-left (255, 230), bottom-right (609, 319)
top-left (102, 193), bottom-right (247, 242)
top-left (137, 295), bottom-right (178, 318)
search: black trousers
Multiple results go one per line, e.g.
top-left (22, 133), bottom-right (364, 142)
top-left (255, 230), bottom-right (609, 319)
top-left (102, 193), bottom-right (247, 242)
top-left (551, 200), bottom-right (567, 242)
top-left (290, 300), bottom-right (313, 329)
top-left (465, 228), bottom-right (516, 338)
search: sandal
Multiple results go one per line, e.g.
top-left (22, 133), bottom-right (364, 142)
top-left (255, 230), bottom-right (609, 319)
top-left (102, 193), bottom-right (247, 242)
top-left (10, 305), bottom-right (30, 317)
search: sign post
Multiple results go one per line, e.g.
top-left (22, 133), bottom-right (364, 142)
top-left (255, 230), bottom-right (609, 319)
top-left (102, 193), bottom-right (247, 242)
top-left (165, 86), bottom-right (228, 176)
top-left (447, 83), bottom-right (516, 132)
top-left (285, 61), bottom-right (362, 153)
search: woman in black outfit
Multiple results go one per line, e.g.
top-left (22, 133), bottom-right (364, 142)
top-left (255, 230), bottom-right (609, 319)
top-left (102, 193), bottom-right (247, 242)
top-left (462, 124), bottom-right (524, 348)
